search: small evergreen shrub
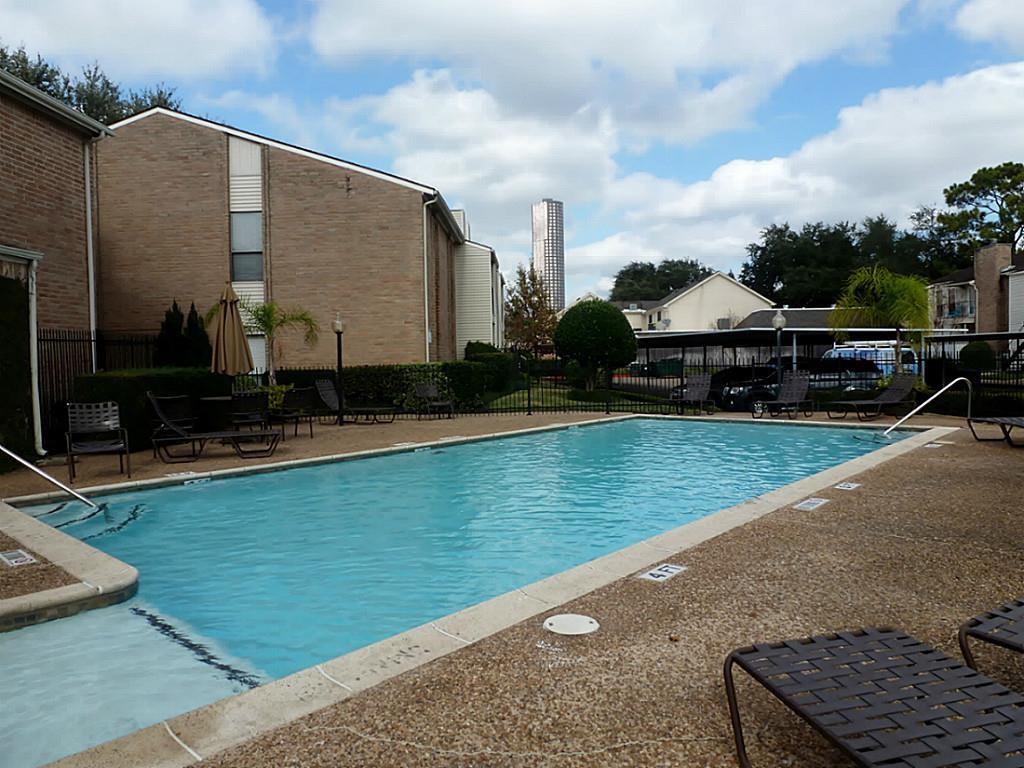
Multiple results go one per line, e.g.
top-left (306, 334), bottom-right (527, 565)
top-left (959, 341), bottom-right (997, 371)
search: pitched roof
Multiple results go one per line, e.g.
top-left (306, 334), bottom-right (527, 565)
top-left (930, 266), bottom-right (974, 285)
top-left (651, 272), bottom-right (773, 309)
top-left (108, 107), bottom-right (465, 242)
top-left (609, 299), bottom-right (660, 311)
top-left (0, 68), bottom-right (111, 136)
top-left (736, 306), bottom-right (900, 329)
top-left (736, 307), bottom-right (833, 329)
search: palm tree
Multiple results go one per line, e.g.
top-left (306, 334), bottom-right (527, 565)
top-left (240, 300), bottom-right (319, 385)
top-left (829, 265), bottom-right (930, 373)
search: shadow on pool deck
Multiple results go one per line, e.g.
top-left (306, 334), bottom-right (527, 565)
top-left (180, 418), bottom-right (1024, 768)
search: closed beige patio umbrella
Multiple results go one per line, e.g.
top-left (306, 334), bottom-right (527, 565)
top-left (209, 283), bottom-right (254, 375)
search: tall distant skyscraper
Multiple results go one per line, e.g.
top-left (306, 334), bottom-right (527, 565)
top-left (531, 198), bottom-right (565, 310)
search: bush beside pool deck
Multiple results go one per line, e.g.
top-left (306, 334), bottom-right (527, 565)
top-left (2, 412), bottom-right (1007, 767)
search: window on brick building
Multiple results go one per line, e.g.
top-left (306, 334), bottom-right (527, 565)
top-left (230, 212), bottom-right (263, 281)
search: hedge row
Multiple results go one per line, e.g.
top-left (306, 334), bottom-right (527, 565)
top-left (75, 368), bottom-right (231, 449)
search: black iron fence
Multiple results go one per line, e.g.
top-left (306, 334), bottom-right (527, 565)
top-left (37, 328), bottom-right (158, 449)
top-left (37, 333), bottom-right (1024, 451)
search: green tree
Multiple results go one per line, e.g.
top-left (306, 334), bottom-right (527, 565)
top-left (828, 265), bottom-right (930, 372)
top-left (155, 300), bottom-right (187, 367)
top-left (183, 302), bottom-right (212, 368)
top-left (0, 44), bottom-right (180, 123)
top-left (608, 259), bottom-right (712, 301)
top-left (939, 162), bottom-right (1024, 258)
top-left (504, 265), bottom-right (557, 355)
top-left (553, 300), bottom-right (637, 390)
top-left (238, 300), bottom-right (319, 385)
top-left (608, 261), bottom-right (659, 300)
top-left (741, 222), bottom-right (864, 306)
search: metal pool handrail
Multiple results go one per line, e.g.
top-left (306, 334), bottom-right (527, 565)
top-left (883, 376), bottom-right (973, 437)
top-left (0, 444), bottom-right (98, 508)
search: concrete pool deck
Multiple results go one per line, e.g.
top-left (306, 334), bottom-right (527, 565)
top-left (198, 420), bottom-right (1024, 768)
top-left (2, 411), bottom-right (1010, 767)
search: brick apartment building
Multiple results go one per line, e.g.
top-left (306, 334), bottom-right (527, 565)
top-left (96, 108), bottom-right (467, 367)
top-left (0, 69), bottom-right (109, 455)
top-left (929, 243), bottom-right (1023, 333)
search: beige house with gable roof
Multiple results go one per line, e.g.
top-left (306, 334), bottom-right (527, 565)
top-left (613, 272), bottom-right (773, 332)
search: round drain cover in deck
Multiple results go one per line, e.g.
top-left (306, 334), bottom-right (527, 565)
top-left (543, 614), bottom-right (599, 635)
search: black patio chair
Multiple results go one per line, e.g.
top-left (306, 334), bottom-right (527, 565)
top-left (315, 378), bottom-right (395, 424)
top-left (750, 370), bottom-right (812, 419)
top-left (672, 373), bottom-right (714, 415)
top-left (724, 626), bottom-right (1024, 768)
top-left (270, 387), bottom-right (318, 439)
top-left (826, 372), bottom-right (917, 421)
top-left (413, 382), bottom-right (454, 419)
top-left (65, 401), bottom-right (130, 482)
top-left (147, 392), bottom-right (280, 463)
top-left (967, 415), bottom-right (1024, 447)
top-left (959, 596), bottom-right (1024, 669)
top-left (231, 390), bottom-right (270, 431)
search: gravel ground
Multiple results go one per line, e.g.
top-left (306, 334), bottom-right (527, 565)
top-left (0, 531), bottom-right (76, 600)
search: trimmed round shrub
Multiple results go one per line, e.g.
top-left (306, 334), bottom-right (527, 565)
top-left (959, 341), bottom-right (997, 371)
top-left (554, 300), bottom-right (637, 389)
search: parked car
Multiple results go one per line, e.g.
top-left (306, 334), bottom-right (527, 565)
top-left (823, 342), bottom-right (918, 375)
top-left (669, 357), bottom-right (882, 411)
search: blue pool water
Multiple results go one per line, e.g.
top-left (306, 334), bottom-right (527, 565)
top-left (3, 419), bottom-right (902, 766)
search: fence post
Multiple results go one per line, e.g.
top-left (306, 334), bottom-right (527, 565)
top-left (677, 346), bottom-right (684, 415)
top-left (526, 359), bottom-right (532, 416)
top-left (605, 371), bottom-right (611, 415)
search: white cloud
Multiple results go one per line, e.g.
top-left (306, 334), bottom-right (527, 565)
top-left (308, 0), bottom-right (910, 145)
top-left (0, 0), bottom-right (276, 80)
top-left (584, 61), bottom-right (1024, 298)
top-left (953, 0), bottom-right (1024, 52)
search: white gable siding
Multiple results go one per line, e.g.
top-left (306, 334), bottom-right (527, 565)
top-left (1010, 271), bottom-right (1024, 333)
top-left (456, 242), bottom-right (495, 357)
top-left (229, 136), bottom-right (262, 175)
top-left (656, 273), bottom-right (773, 331)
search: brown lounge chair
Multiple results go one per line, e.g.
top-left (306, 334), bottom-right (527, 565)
top-left (959, 596), bottom-right (1024, 669)
top-left (672, 372), bottom-right (714, 415)
top-left (148, 392), bottom-right (280, 463)
top-left (826, 372), bottom-right (917, 421)
top-left (968, 415), bottom-right (1024, 447)
top-left (750, 370), bottom-right (812, 419)
top-left (724, 626), bottom-right (1024, 767)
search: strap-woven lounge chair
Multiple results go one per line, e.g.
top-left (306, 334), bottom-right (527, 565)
top-left (230, 390), bottom-right (270, 430)
top-left (315, 379), bottom-right (396, 424)
top-left (968, 415), bottom-right (1024, 447)
top-left (724, 626), bottom-right (1024, 768)
top-left (65, 401), bottom-right (131, 482)
top-left (826, 372), bottom-right (917, 421)
top-left (959, 597), bottom-right (1024, 669)
top-left (148, 392), bottom-right (280, 463)
top-left (750, 371), bottom-right (812, 419)
top-left (673, 373), bottom-right (714, 415)
top-left (413, 382), bottom-right (454, 419)
top-left (270, 386), bottom-right (318, 439)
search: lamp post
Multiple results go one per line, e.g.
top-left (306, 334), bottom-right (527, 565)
top-left (772, 309), bottom-right (787, 388)
top-left (332, 312), bottom-right (345, 425)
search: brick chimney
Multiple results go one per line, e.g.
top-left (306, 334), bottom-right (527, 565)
top-left (974, 243), bottom-right (1012, 332)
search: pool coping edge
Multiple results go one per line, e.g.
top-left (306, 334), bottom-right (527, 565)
top-left (43, 421), bottom-right (957, 768)
top-left (0, 502), bottom-right (139, 631)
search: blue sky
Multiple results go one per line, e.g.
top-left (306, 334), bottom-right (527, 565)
top-left (5, 0), bottom-right (1024, 299)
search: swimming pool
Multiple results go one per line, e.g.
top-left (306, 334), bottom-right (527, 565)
top-left (3, 418), bottom-right (904, 766)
